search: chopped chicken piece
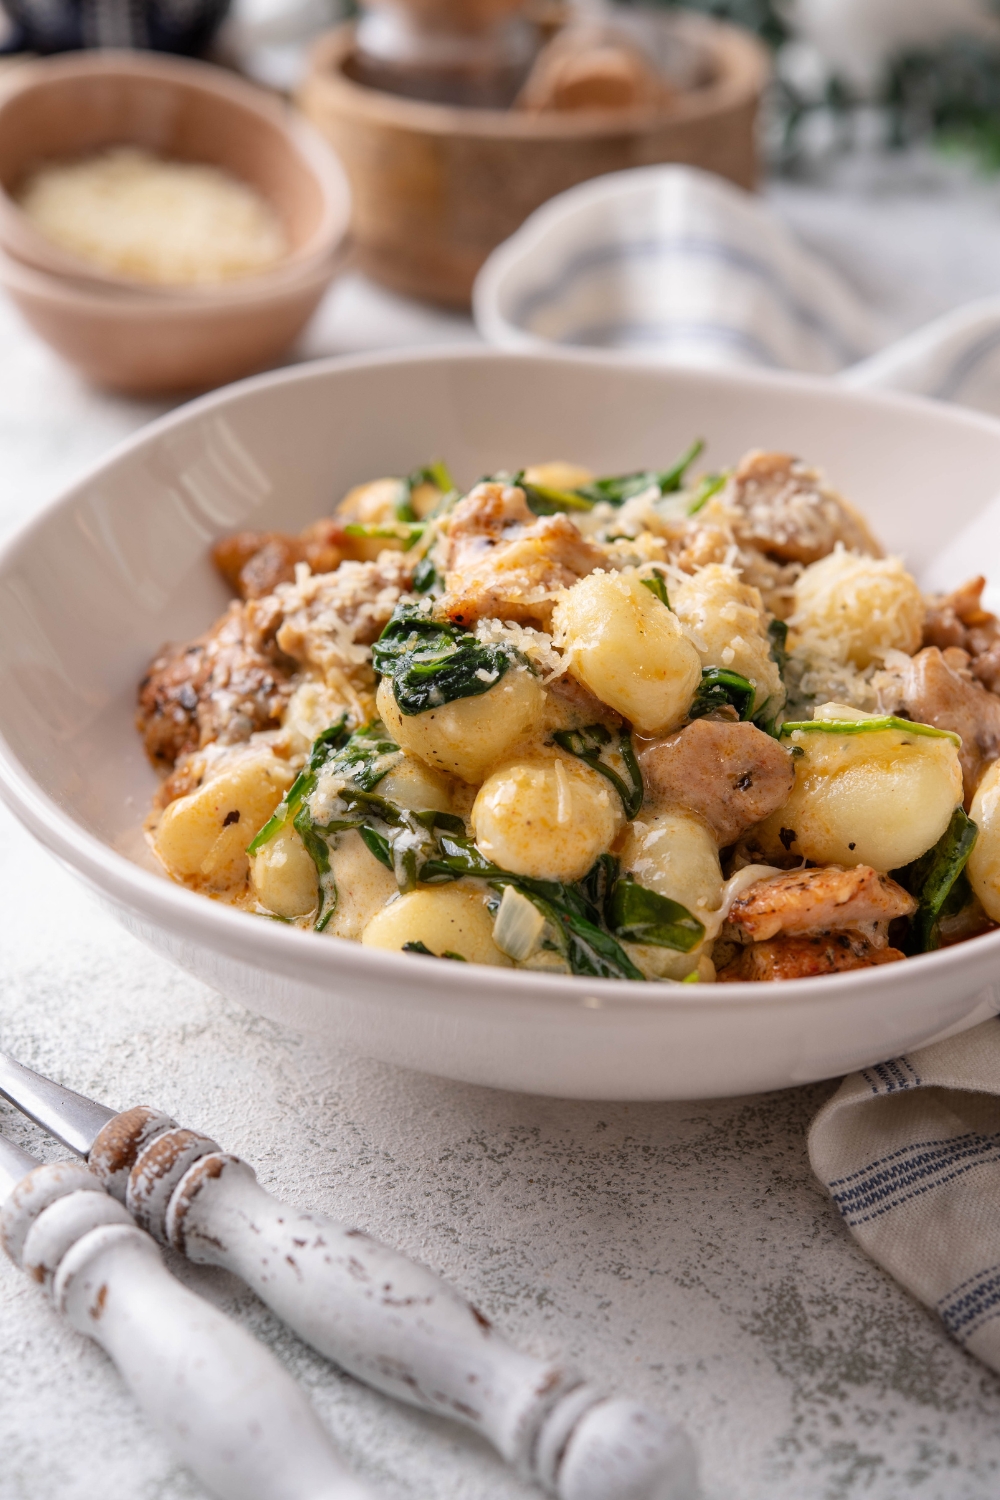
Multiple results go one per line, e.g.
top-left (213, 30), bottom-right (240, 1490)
top-left (440, 481), bottom-right (605, 629)
top-left (890, 646), bottom-right (1000, 804)
top-left (923, 576), bottom-right (1000, 695)
top-left (269, 552), bottom-right (413, 723)
top-left (724, 451), bottom-right (882, 565)
top-left (727, 865), bottom-right (916, 944)
top-left (717, 931), bottom-right (906, 982)
top-left (638, 719), bottom-right (795, 847)
top-left (137, 602), bottom-right (294, 769)
top-left (213, 520), bottom-right (345, 601)
top-left (140, 552), bottom-right (411, 767)
top-left (735, 546), bottom-right (803, 622)
top-left (661, 521), bottom-right (735, 576)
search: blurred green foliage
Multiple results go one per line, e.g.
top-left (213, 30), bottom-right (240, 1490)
top-left (654, 0), bottom-right (1000, 168)
top-left (655, 0), bottom-right (788, 47)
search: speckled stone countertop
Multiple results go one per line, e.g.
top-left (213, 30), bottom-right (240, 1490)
top-left (5, 167), bottom-right (1000, 1500)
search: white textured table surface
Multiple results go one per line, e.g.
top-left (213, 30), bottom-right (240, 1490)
top-left (5, 174), bottom-right (1000, 1500)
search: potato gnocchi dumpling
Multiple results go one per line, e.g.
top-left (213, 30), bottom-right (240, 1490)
top-left (754, 706), bottom-right (963, 871)
top-left (250, 823), bottom-right (318, 919)
top-left (362, 885), bottom-right (513, 966)
top-left (552, 570), bottom-right (702, 735)
top-left (153, 750), bottom-right (295, 892)
top-left (968, 760), bottom-right (1000, 923)
top-left (376, 668), bottom-right (545, 784)
top-left (472, 754), bottom-right (623, 883)
top-left (323, 830), bottom-right (399, 941)
top-left (141, 443), bottom-right (1000, 985)
top-left (672, 565), bottom-right (784, 720)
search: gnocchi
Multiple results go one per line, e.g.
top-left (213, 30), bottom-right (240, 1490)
top-left (153, 749), bottom-right (295, 892)
top-left (616, 809), bottom-right (724, 980)
top-left (376, 668), bottom-right (544, 784)
top-left (250, 823), bottom-right (318, 919)
top-left (968, 760), bottom-right (1000, 923)
top-left (672, 564), bottom-right (783, 719)
top-left (471, 754), bottom-right (623, 883)
top-left (754, 706), bottom-right (963, 871)
top-left (362, 885), bottom-right (513, 965)
top-left (141, 444), bottom-right (1000, 986)
top-left (552, 570), bottom-right (702, 734)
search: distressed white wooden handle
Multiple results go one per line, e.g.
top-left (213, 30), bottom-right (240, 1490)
top-left (88, 1110), bottom-right (697, 1500)
top-left (0, 1162), bottom-right (377, 1500)
top-left (163, 1154), bottom-right (697, 1500)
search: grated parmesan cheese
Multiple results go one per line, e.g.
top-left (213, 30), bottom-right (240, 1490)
top-left (18, 146), bottom-right (288, 286)
top-left (474, 617), bottom-right (567, 682)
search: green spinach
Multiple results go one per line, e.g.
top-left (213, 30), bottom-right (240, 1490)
top-left (608, 875), bottom-right (706, 953)
top-left (574, 440), bottom-right (706, 507)
top-left (246, 716), bottom-right (351, 857)
top-left (551, 723), bottom-right (644, 819)
top-left (894, 807), bottom-right (979, 952)
top-left (686, 472), bottom-right (728, 516)
top-left (689, 668), bottom-right (756, 722)
top-left (373, 602), bottom-right (520, 716)
top-left (514, 440), bottom-right (706, 515)
top-left (640, 572), bottom-right (670, 608)
top-left (393, 461), bottom-right (457, 522)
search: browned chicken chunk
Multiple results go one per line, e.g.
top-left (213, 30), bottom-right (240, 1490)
top-left (728, 865), bottom-right (916, 944)
top-left (725, 450), bottom-right (882, 565)
top-left (923, 576), bottom-right (1000, 695)
top-left (638, 719), bottom-right (795, 847)
top-left (137, 602), bottom-right (294, 769)
top-left (894, 646), bottom-right (1000, 804)
top-left (213, 520), bottom-right (345, 600)
top-left (718, 931), bottom-right (906, 982)
top-left (440, 482), bottom-right (605, 629)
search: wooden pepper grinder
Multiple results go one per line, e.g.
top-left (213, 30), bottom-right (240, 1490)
top-left (351, 0), bottom-right (541, 105)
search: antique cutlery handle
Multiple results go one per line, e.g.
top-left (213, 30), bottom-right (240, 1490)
top-left (148, 1148), bottom-right (697, 1500)
top-left (0, 1161), bottom-right (377, 1500)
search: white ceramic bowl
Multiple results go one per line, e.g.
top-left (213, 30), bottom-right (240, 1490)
top-left (2, 350), bottom-right (1000, 1101)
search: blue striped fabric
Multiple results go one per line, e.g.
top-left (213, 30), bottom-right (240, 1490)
top-left (809, 1022), bottom-right (1000, 1375)
top-left (829, 1130), bottom-right (1000, 1228)
top-left (511, 235), bottom-right (869, 367)
top-left (478, 165), bottom-right (1000, 419)
top-left (939, 1264), bottom-right (1000, 1344)
top-left (859, 1056), bottom-right (922, 1095)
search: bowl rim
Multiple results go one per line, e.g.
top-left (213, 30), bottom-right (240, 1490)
top-left (0, 49), bottom-right (352, 298)
top-left (3, 345), bottom-right (1000, 1017)
top-left (301, 11), bottom-right (769, 142)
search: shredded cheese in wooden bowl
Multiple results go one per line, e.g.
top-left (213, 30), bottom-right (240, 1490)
top-left (18, 146), bottom-right (289, 286)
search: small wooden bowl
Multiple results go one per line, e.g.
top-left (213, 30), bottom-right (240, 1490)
top-left (0, 51), bottom-right (349, 294)
top-left (298, 11), bottom-right (768, 308)
top-left (0, 241), bottom-right (349, 395)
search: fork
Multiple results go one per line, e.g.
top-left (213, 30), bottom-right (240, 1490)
top-left (0, 1127), bottom-right (377, 1500)
top-left (0, 1047), bottom-right (698, 1500)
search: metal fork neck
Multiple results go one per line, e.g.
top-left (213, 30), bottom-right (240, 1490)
top-left (0, 1050), bottom-right (115, 1157)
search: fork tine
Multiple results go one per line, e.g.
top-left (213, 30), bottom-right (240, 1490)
top-left (0, 1049), bottom-right (115, 1156)
top-left (0, 1132), bottom-right (41, 1199)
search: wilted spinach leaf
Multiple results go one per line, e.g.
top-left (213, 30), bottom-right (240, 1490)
top-left (640, 572), bottom-right (670, 608)
top-left (894, 807), bottom-right (979, 952)
top-left (608, 875), bottom-right (706, 953)
top-left (688, 668), bottom-right (756, 722)
top-left (373, 603), bottom-right (518, 716)
top-left (551, 723), bottom-right (644, 819)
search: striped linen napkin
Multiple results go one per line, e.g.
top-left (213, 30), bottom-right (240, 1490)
top-left (475, 165), bottom-right (1000, 418)
top-left (809, 1019), bottom-right (1000, 1370)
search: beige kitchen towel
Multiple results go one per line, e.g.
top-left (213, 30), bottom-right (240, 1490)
top-left (809, 1017), bottom-right (1000, 1369)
